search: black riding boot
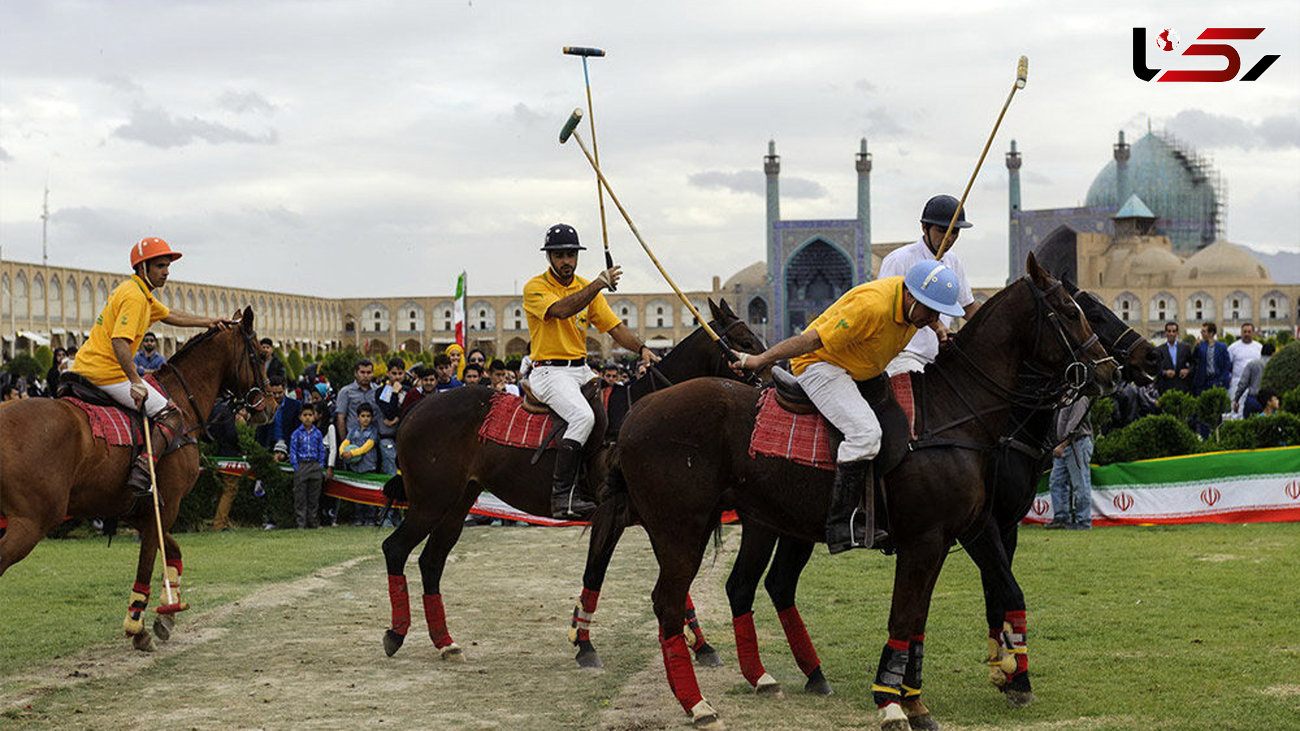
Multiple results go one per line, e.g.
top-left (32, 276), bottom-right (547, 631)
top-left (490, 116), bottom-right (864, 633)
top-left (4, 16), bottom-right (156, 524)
top-left (125, 408), bottom-right (180, 498)
top-left (825, 460), bottom-right (888, 554)
top-left (125, 453), bottom-right (155, 497)
top-left (551, 438), bottom-right (596, 519)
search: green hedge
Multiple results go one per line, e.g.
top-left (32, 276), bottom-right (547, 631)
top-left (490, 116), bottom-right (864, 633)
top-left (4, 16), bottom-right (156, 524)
top-left (174, 424), bottom-right (296, 532)
top-left (1093, 414), bottom-right (1201, 465)
top-left (1261, 341), bottom-right (1300, 395)
top-left (1207, 412), bottom-right (1300, 451)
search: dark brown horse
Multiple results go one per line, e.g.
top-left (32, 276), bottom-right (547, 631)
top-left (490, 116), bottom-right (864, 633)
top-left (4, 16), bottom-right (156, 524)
top-left (0, 309), bottom-right (273, 650)
top-left (716, 281), bottom-right (1161, 707)
top-left (608, 257), bottom-right (1118, 728)
top-left (379, 299), bottom-right (766, 660)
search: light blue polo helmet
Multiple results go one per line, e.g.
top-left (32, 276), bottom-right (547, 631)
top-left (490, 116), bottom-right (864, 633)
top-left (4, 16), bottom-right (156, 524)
top-left (903, 260), bottom-right (966, 317)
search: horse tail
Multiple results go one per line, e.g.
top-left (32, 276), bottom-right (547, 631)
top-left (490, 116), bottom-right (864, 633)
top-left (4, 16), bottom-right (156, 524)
top-left (382, 473), bottom-right (406, 503)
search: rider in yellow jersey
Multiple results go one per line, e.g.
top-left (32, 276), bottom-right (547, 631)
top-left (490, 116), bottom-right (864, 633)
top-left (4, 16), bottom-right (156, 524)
top-left (71, 237), bottom-right (233, 493)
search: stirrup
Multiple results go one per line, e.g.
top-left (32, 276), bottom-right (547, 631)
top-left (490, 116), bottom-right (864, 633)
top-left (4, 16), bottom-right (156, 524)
top-left (551, 486), bottom-right (596, 520)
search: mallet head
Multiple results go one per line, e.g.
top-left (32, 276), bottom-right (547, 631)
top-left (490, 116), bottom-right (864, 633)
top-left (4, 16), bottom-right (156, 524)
top-left (559, 108), bottom-right (583, 144)
top-left (1016, 56), bottom-right (1029, 89)
top-left (563, 46), bottom-right (606, 57)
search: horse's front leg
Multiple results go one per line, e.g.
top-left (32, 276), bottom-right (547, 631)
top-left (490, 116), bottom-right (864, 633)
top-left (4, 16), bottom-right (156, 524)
top-left (126, 520), bottom-right (160, 652)
top-left (152, 531), bottom-right (188, 642)
top-left (725, 523), bottom-right (780, 692)
top-left (570, 496), bottom-right (629, 668)
top-left (874, 535), bottom-right (947, 731)
top-left (766, 536), bottom-right (832, 695)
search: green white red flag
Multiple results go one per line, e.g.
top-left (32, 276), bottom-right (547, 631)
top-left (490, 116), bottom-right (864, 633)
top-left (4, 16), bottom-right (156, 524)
top-left (453, 271), bottom-right (466, 348)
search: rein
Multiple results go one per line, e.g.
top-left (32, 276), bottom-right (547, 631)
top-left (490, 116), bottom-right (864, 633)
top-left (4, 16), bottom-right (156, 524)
top-left (161, 325), bottom-right (270, 432)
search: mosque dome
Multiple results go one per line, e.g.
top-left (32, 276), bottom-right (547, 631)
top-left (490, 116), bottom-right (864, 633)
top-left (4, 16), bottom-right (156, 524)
top-left (1172, 239), bottom-right (1272, 286)
top-left (1085, 132), bottom-right (1221, 256)
top-left (723, 261), bottom-right (768, 291)
top-left (1129, 247), bottom-right (1182, 278)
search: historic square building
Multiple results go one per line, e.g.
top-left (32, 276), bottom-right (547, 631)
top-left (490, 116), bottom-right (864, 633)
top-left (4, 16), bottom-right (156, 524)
top-left (3, 128), bottom-right (1295, 362)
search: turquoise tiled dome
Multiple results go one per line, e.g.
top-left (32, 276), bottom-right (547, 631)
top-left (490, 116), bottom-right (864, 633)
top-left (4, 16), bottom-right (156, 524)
top-left (1085, 132), bottom-right (1219, 256)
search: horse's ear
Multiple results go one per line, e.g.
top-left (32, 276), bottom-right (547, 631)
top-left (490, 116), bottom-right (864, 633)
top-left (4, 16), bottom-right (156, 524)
top-left (240, 307), bottom-right (254, 333)
top-left (718, 298), bottom-right (736, 319)
top-left (708, 298), bottom-right (722, 322)
top-left (1025, 252), bottom-right (1051, 289)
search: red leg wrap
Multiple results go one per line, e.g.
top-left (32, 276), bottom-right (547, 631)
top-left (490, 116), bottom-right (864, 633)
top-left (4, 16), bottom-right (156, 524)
top-left (388, 575), bottom-right (411, 635)
top-left (684, 594), bottom-right (706, 651)
top-left (574, 587), bottom-right (599, 642)
top-left (661, 632), bottom-right (703, 713)
top-left (132, 581), bottom-right (151, 597)
top-left (732, 612), bottom-right (767, 686)
top-left (423, 593), bottom-right (453, 648)
top-left (777, 606), bottom-right (821, 676)
top-left (1005, 610), bottom-right (1028, 676)
top-left (165, 558), bottom-right (183, 576)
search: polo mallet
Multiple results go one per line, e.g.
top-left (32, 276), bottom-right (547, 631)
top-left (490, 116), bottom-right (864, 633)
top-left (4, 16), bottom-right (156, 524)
top-left (936, 56), bottom-right (1029, 260)
top-left (560, 109), bottom-right (737, 363)
top-left (563, 45), bottom-right (616, 290)
top-left (142, 414), bottom-right (186, 615)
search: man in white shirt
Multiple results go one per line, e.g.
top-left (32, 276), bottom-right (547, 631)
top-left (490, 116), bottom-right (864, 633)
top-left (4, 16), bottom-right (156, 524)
top-left (1226, 322), bottom-right (1263, 414)
top-left (879, 195), bottom-right (981, 375)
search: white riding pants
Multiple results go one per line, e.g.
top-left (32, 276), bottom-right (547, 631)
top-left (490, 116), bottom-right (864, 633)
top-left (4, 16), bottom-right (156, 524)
top-left (98, 379), bottom-right (170, 417)
top-left (797, 361), bottom-right (882, 463)
top-left (528, 364), bottom-right (596, 444)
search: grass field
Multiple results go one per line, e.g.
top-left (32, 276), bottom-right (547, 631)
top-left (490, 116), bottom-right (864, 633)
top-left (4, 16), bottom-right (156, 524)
top-left (2, 521), bottom-right (1298, 729)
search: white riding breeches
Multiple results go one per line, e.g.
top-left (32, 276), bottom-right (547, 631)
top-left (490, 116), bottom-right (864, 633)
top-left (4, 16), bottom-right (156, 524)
top-left (528, 364), bottom-right (596, 445)
top-left (797, 361), bottom-right (882, 463)
top-left (885, 350), bottom-right (930, 377)
top-left (98, 379), bottom-right (170, 417)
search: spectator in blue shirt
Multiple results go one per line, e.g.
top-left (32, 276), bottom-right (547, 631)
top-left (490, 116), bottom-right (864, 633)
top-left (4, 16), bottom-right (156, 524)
top-left (134, 332), bottom-right (166, 376)
top-left (432, 354), bottom-right (463, 392)
top-left (288, 406), bottom-right (328, 529)
top-left (1191, 321), bottom-right (1231, 395)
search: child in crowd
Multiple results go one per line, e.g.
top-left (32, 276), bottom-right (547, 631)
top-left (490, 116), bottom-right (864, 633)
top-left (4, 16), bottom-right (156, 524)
top-left (288, 405), bottom-right (328, 529)
top-left (339, 402), bottom-right (380, 525)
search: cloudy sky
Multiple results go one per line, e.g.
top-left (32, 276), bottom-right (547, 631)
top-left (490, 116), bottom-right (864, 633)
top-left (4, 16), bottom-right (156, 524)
top-left (1, 0), bottom-right (1297, 301)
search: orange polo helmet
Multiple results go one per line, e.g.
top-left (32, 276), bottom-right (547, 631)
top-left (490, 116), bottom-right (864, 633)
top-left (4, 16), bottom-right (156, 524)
top-left (129, 237), bottom-right (183, 268)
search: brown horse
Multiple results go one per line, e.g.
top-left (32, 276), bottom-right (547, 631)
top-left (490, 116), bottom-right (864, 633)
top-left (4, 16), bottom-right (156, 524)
top-left (0, 309), bottom-right (273, 650)
top-left (609, 257), bottom-right (1118, 728)
top-left (715, 280), bottom-right (1161, 706)
top-left (379, 299), bottom-right (766, 660)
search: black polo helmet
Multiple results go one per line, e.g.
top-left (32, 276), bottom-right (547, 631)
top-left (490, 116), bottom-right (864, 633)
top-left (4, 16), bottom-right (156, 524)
top-left (541, 223), bottom-right (586, 251)
top-left (920, 194), bottom-right (973, 229)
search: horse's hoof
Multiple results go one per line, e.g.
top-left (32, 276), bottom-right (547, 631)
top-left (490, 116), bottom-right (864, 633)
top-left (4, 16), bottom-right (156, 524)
top-left (689, 699), bottom-right (724, 728)
top-left (804, 669), bottom-right (833, 696)
top-left (383, 630), bottom-right (405, 657)
top-left (754, 672), bottom-right (782, 696)
top-left (152, 614), bottom-right (174, 643)
top-left (694, 645), bottom-right (724, 668)
top-left (130, 630), bottom-right (155, 653)
top-left (575, 646), bottom-right (603, 669)
top-left (907, 712), bottom-right (940, 730)
top-left (439, 643), bottom-right (466, 662)
top-left (1003, 689), bottom-right (1035, 707)
top-left (879, 703), bottom-right (910, 731)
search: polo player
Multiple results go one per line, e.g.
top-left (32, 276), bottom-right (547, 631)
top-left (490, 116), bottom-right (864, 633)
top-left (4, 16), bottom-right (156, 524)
top-left (523, 223), bottom-right (657, 519)
top-left (70, 237), bottom-right (232, 494)
top-left (733, 260), bottom-right (966, 553)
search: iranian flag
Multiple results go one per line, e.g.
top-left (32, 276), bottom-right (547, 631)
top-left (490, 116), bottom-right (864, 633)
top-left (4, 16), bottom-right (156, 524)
top-left (453, 271), bottom-right (467, 348)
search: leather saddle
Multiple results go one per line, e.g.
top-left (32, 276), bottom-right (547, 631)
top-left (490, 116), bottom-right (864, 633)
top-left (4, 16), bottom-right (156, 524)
top-left (518, 378), bottom-right (604, 417)
top-left (517, 377), bottom-right (608, 463)
top-left (56, 371), bottom-right (131, 410)
top-left (769, 367), bottom-right (911, 475)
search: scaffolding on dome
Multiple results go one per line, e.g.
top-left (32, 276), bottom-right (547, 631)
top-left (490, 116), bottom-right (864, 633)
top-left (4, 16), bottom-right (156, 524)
top-left (1157, 130), bottom-right (1225, 245)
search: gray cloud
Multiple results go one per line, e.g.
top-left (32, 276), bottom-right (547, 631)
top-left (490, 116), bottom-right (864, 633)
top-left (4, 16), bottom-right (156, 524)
top-left (512, 102), bottom-right (544, 126)
top-left (688, 170), bottom-right (826, 199)
top-left (113, 104), bottom-right (277, 148)
top-left (1165, 109), bottom-right (1300, 150)
top-left (98, 74), bottom-right (143, 95)
top-left (0, 145), bottom-right (11, 162)
top-left (218, 90), bottom-right (277, 115)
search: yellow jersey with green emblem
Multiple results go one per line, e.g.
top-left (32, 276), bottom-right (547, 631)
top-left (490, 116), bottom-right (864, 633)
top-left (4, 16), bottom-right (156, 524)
top-left (523, 270), bottom-right (620, 361)
top-left (71, 275), bottom-right (171, 385)
top-left (790, 276), bottom-right (917, 380)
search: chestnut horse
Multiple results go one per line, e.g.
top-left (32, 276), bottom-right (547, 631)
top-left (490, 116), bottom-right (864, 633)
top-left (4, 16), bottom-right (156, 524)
top-left (0, 309), bottom-right (273, 650)
top-left (715, 281), bottom-right (1160, 707)
top-left (609, 258), bottom-right (1118, 728)
top-left (379, 299), bottom-right (766, 661)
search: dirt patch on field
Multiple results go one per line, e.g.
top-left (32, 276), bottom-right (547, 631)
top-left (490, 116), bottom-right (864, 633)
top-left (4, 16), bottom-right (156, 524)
top-left (0, 525), bottom-right (876, 730)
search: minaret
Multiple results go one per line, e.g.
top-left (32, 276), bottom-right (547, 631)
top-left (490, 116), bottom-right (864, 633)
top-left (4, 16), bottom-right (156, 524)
top-left (1005, 139), bottom-right (1022, 283)
top-left (856, 138), bottom-right (872, 280)
top-left (764, 140), bottom-right (782, 336)
top-left (1114, 130), bottom-right (1131, 210)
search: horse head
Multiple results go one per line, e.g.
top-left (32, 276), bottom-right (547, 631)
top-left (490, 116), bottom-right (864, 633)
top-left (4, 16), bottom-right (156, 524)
top-left (220, 307), bottom-right (277, 426)
top-left (1062, 279), bottom-right (1160, 386)
top-left (707, 298), bottom-right (767, 382)
top-left (1024, 253), bottom-right (1119, 397)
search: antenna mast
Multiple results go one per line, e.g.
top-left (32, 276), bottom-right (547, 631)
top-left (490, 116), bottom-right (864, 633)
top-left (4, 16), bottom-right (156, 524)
top-left (41, 183), bottom-right (49, 266)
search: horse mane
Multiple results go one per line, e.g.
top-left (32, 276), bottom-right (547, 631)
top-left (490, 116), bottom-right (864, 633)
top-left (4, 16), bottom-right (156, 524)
top-left (946, 276), bottom-right (1028, 350)
top-left (167, 326), bottom-right (230, 366)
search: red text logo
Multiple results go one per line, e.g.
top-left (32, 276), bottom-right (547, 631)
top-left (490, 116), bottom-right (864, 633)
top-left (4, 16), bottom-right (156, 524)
top-left (1133, 27), bottom-right (1280, 82)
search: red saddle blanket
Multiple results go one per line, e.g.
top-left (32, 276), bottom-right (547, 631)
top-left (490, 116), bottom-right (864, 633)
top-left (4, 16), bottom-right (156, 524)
top-left (748, 373), bottom-right (918, 471)
top-left (477, 393), bottom-right (558, 450)
top-left (65, 398), bottom-right (143, 448)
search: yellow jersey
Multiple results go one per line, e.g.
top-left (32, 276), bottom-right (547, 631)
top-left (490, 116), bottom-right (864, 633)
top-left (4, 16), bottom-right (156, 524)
top-left (790, 276), bottom-right (917, 380)
top-left (72, 275), bottom-right (171, 385)
top-left (523, 270), bottom-right (620, 361)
